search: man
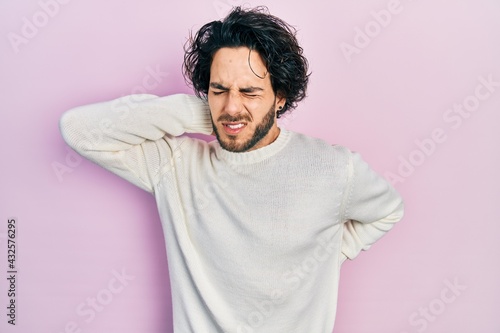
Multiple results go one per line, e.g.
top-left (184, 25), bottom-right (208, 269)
top-left (60, 6), bottom-right (404, 333)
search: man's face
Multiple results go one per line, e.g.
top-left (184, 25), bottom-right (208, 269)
top-left (208, 47), bottom-right (285, 152)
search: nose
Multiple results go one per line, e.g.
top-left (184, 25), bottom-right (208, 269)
top-left (222, 90), bottom-right (243, 116)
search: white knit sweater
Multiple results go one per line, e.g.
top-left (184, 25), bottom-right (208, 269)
top-left (60, 93), bottom-right (404, 333)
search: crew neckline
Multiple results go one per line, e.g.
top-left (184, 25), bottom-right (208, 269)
top-left (216, 128), bottom-right (291, 165)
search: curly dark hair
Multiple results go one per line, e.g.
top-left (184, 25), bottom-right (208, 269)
top-left (183, 6), bottom-right (310, 118)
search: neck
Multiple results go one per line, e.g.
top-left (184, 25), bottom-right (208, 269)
top-left (247, 125), bottom-right (281, 152)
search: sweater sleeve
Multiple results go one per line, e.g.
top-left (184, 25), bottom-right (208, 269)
top-left (59, 93), bottom-right (213, 193)
top-left (340, 150), bottom-right (404, 261)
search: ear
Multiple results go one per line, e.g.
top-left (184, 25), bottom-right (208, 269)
top-left (276, 92), bottom-right (286, 109)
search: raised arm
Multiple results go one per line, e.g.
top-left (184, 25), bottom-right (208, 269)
top-left (340, 151), bottom-right (404, 261)
top-left (59, 93), bottom-right (213, 193)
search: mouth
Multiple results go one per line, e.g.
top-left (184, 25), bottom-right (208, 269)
top-left (222, 122), bottom-right (247, 135)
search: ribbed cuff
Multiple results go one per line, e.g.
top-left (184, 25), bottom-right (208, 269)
top-left (183, 95), bottom-right (213, 135)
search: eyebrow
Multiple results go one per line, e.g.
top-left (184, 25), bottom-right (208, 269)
top-left (209, 82), bottom-right (264, 93)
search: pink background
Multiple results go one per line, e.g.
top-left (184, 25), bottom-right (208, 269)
top-left (1, 0), bottom-right (499, 332)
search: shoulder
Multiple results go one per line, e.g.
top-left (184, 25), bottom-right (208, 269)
top-left (286, 130), bottom-right (352, 160)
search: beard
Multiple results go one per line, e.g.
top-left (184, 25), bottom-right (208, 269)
top-left (212, 104), bottom-right (276, 153)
